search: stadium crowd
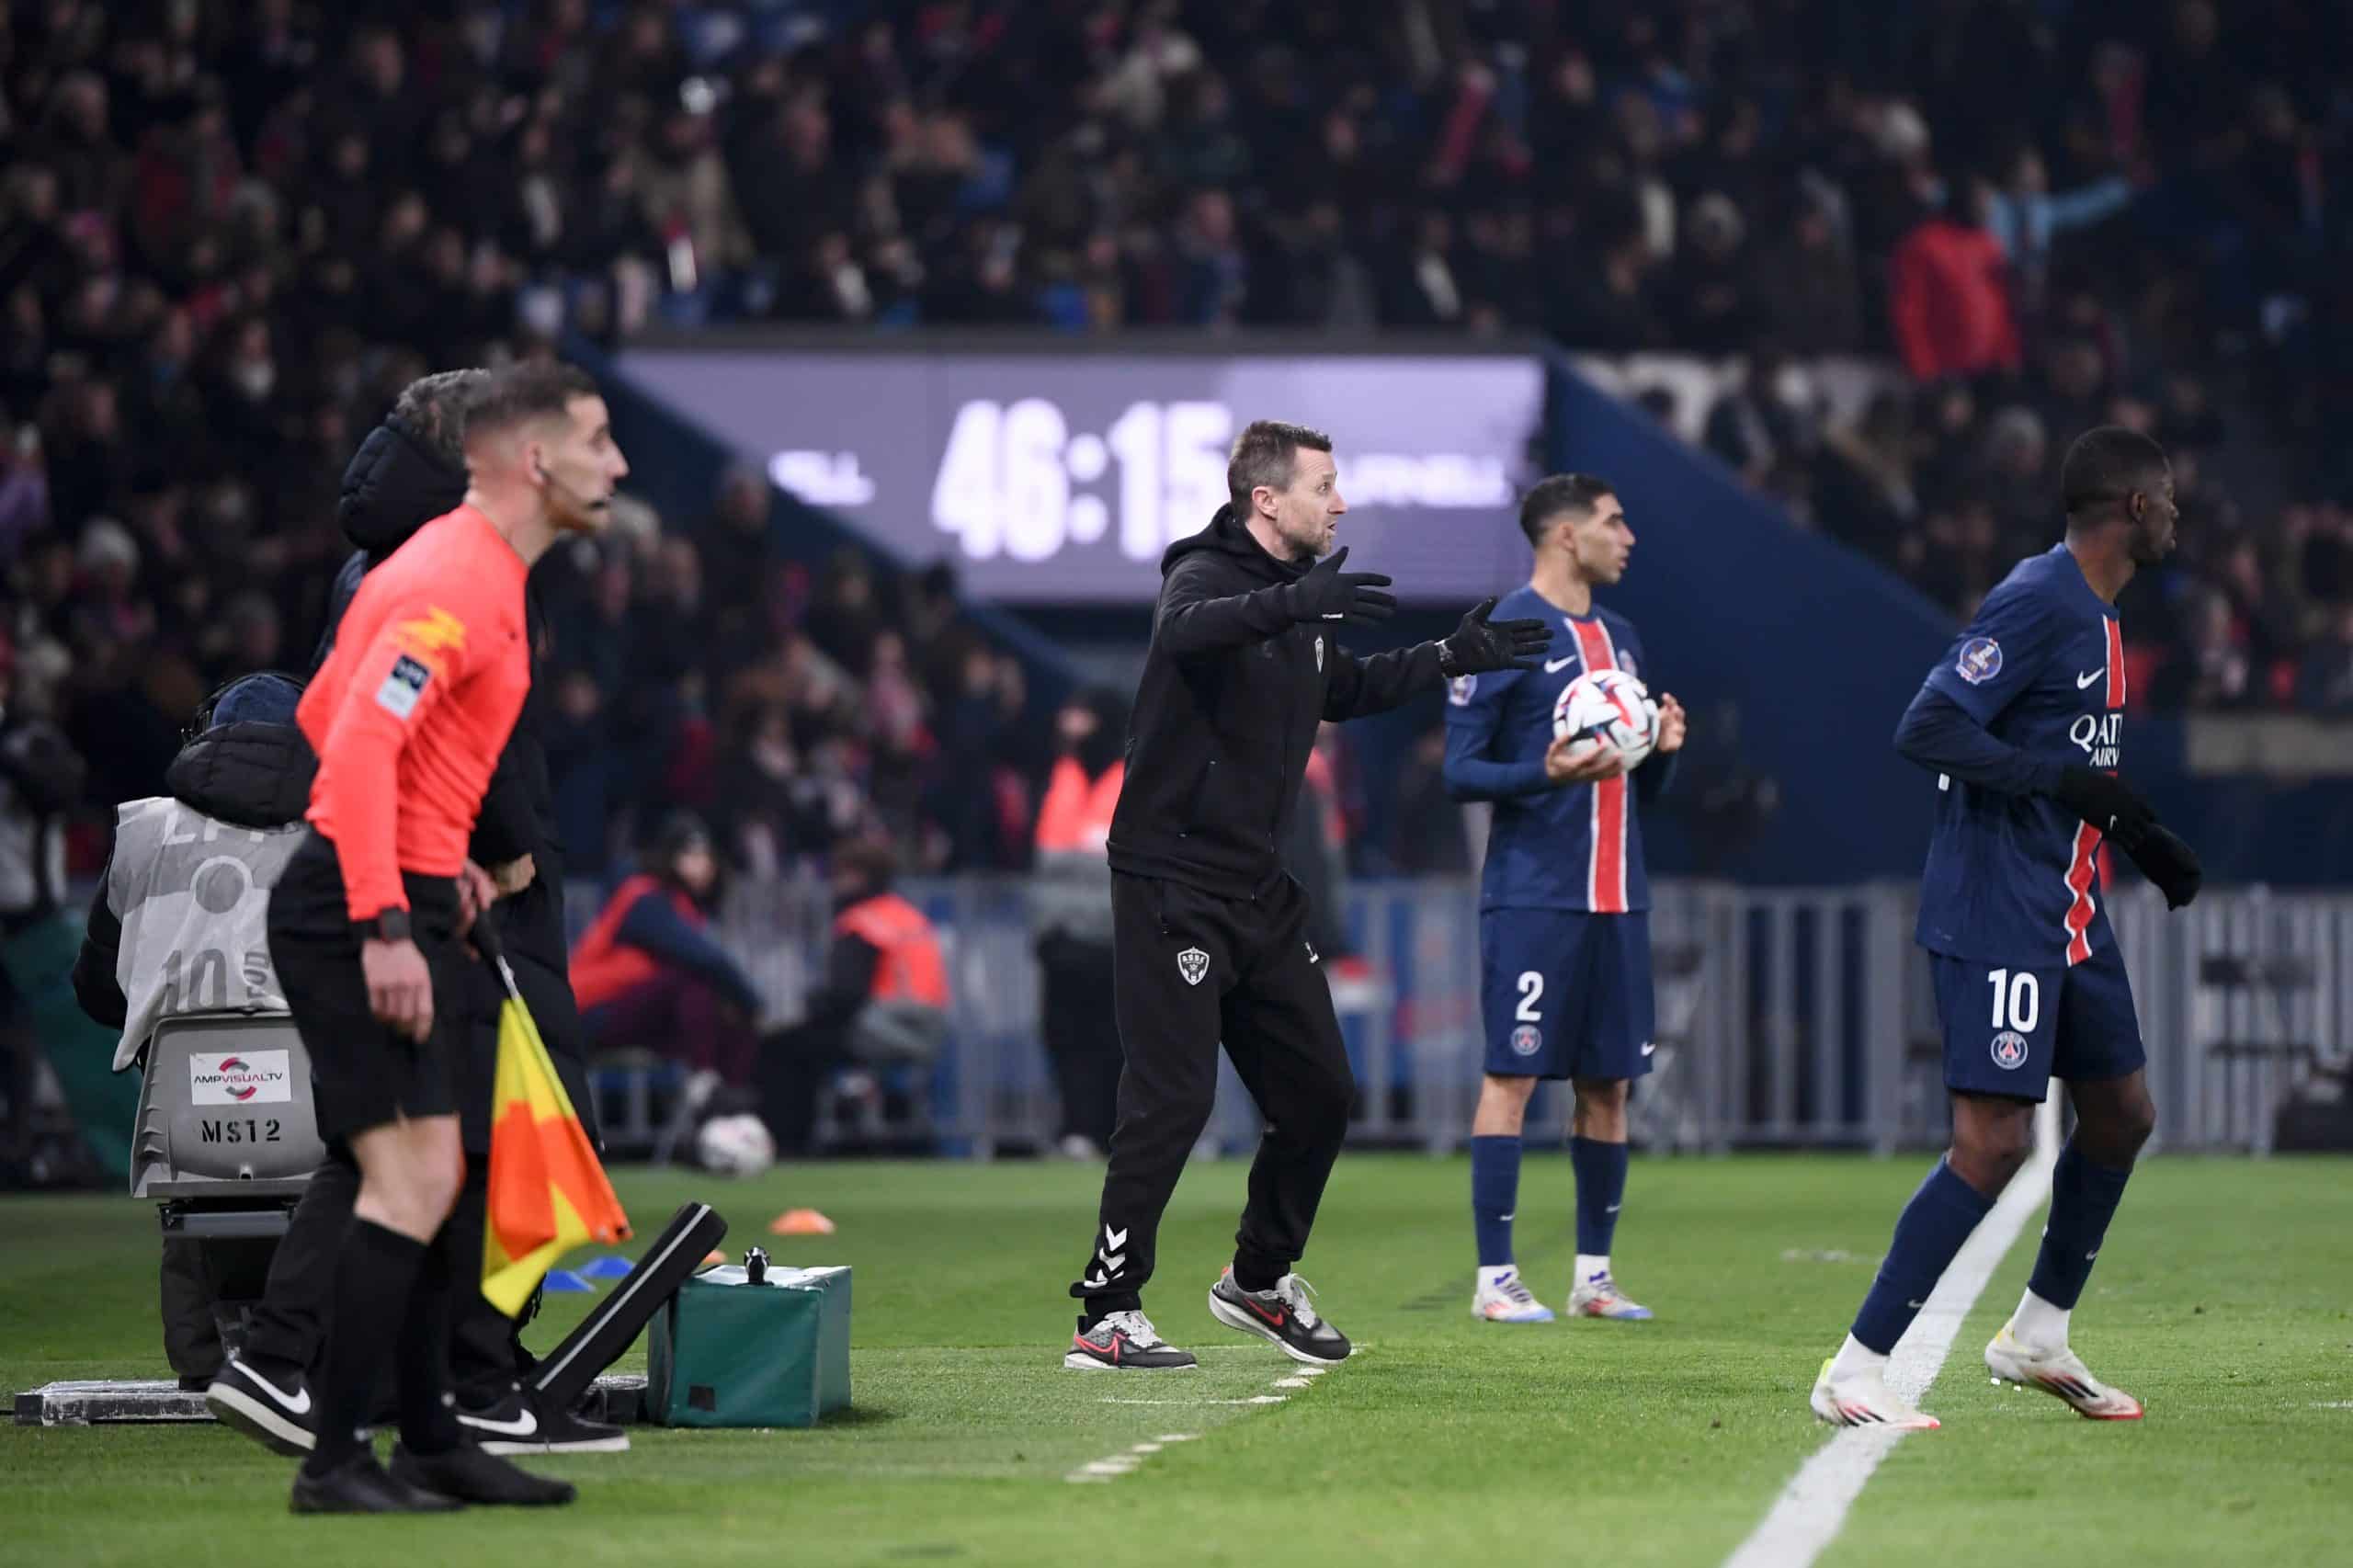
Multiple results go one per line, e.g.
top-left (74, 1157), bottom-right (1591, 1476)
top-left (4, 0), bottom-right (2351, 904)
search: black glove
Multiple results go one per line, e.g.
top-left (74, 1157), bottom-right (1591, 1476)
top-left (1282, 545), bottom-right (1396, 625)
top-left (2051, 765), bottom-right (2156, 847)
top-left (2122, 822), bottom-right (2201, 910)
top-left (1438, 598), bottom-right (1552, 676)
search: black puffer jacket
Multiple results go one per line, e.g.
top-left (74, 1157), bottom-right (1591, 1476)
top-left (1106, 506), bottom-right (1442, 899)
top-left (306, 413), bottom-right (562, 970)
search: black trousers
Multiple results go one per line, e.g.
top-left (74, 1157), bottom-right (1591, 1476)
top-left (238, 1150), bottom-right (527, 1406)
top-left (1038, 933), bottom-right (1121, 1148)
top-left (239, 943), bottom-right (587, 1403)
top-left (1071, 872), bottom-right (1354, 1313)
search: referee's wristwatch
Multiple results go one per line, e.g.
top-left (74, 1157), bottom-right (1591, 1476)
top-left (354, 909), bottom-right (413, 944)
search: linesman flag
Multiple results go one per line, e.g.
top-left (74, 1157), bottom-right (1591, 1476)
top-left (477, 915), bottom-right (630, 1316)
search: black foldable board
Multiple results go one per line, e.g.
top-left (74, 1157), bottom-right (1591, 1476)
top-left (529, 1200), bottom-right (729, 1413)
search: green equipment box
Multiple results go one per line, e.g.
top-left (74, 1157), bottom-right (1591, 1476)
top-left (645, 1262), bottom-right (851, 1428)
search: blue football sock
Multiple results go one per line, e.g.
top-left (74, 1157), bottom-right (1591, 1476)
top-left (2025, 1140), bottom-right (2132, 1311)
top-left (1470, 1135), bottom-right (1521, 1268)
top-left (1849, 1159), bottom-right (1995, 1354)
top-left (1568, 1136), bottom-right (1628, 1258)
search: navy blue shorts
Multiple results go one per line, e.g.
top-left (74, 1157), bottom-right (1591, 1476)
top-left (1481, 909), bottom-right (1654, 1082)
top-left (1932, 938), bottom-right (2145, 1102)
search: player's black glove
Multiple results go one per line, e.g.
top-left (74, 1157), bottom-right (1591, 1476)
top-left (1282, 545), bottom-right (1396, 625)
top-left (2051, 765), bottom-right (2156, 847)
top-left (2121, 822), bottom-right (2201, 910)
top-left (1438, 598), bottom-right (1552, 676)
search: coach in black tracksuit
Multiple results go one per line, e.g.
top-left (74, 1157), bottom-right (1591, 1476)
top-left (1063, 420), bottom-right (1547, 1371)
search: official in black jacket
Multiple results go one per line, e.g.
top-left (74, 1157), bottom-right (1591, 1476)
top-left (1065, 420), bottom-right (1546, 1370)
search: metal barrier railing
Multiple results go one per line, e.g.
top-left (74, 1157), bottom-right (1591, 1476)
top-left (563, 876), bottom-right (2353, 1158)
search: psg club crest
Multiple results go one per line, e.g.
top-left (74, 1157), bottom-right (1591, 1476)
top-left (1956, 637), bottom-right (2004, 685)
top-left (1448, 674), bottom-right (1477, 706)
top-left (1510, 1024), bottom-right (1542, 1057)
top-left (1990, 1030), bottom-right (2029, 1071)
top-left (1176, 947), bottom-right (1211, 987)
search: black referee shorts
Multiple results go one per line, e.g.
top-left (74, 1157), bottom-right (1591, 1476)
top-left (266, 831), bottom-right (466, 1144)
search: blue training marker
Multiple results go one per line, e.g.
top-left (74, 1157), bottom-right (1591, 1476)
top-left (581, 1256), bottom-right (635, 1280)
top-left (542, 1269), bottom-right (595, 1293)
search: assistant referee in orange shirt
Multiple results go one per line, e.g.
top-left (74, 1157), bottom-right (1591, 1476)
top-left (254, 364), bottom-right (625, 1514)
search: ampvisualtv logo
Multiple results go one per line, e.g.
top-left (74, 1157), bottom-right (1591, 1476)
top-left (188, 1050), bottom-right (292, 1106)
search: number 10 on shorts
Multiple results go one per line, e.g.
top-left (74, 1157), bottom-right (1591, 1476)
top-left (1987, 968), bottom-right (2040, 1033)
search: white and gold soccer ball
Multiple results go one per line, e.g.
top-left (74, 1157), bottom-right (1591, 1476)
top-left (695, 1113), bottom-right (777, 1177)
top-left (1552, 668), bottom-right (1659, 768)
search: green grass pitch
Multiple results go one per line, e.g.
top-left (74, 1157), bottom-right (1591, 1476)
top-left (5, 1154), bottom-right (2350, 1566)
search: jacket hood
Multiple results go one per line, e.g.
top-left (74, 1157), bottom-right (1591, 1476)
top-left (165, 722), bottom-right (316, 829)
top-left (1158, 503), bottom-right (1308, 584)
top-left (339, 418), bottom-right (469, 556)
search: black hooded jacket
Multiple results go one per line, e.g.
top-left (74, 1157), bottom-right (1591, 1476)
top-left (72, 722), bottom-right (317, 1027)
top-left (1106, 505), bottom-right (1442, 899)
top-left (308, 413), bottom-right (566, 974)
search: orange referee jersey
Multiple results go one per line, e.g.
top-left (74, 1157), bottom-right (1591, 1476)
top-left (298, 504), bottom-right (531, 922)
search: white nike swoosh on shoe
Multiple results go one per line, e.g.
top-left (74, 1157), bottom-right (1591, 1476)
top-left (458, 1408), bottom-right (538, 1438)
top-left (238, 1364), bottom-right (311, 1415)
top-left (1544, 656), bottom-right (1577, 674)
top-left (2077, 668), bottom-right (2105, 688)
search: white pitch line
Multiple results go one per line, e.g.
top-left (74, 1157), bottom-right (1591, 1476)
top-left (1097, 1394), bottom-right (1288, 1406)
top-left (1724, 1102), bottom-right (2058, 1568)
top-left (1066, 1432), bottom-right (1198, 1483)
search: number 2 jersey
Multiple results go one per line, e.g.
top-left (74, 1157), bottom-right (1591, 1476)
top-left (1914, 545), bottom-right (2127, 970)
top-left (1442, 589), bottom-right (1672, 914)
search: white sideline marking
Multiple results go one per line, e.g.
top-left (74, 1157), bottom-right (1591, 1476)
top-left (1076, 1353), bottom-right (1351, 1479)
top-left (1723, 1099), bottom-right (2059, 1568)
top-left (1066, 1432), bottom-right (1196, 1483)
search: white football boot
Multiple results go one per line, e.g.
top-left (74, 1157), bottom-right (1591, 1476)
top-left (1809, 1356), bottom-right (1942, 1430)
top-left (1566, 1271), bottom-right (1654, 1321)
top-left (1472, 1269), bottom-right (1557, 1324)
top-left (1984, 1324), bottom-right (2144, 1419)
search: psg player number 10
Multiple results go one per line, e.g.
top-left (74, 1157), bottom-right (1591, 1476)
top-left (929, 398), bottom-right (1235, 563)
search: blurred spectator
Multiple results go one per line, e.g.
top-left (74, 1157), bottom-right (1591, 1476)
top-left (1888, 183), bottom-right (2022, 383)
top-left (760, 838), bottom-right (948, 1156)
top-left (1031, 687), bottom-right (1128, 1159)
top-left (571, 812), bottom-right (765, 1088)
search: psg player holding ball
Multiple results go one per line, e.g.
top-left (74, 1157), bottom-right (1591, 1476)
top-left (1063, 419), bottom-right (1551, 1372)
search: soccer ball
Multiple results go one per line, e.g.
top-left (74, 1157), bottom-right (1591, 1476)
top-left (695, 1113), bottom-right (776, 1177)
top-left (1552, 668), bottom-right (1659, 768)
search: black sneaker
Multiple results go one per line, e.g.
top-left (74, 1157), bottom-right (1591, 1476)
top-left (388, 1443), bottom-right (576, 1507)
top-left (1208, 1267), bottom-right (1352, 1365)
top-left (1063, 1310), bottom-right (1199, 1370)
top-left (207, 1355), bottom-right (318, 1456)
top-left (457, 1384), bottom-right (630, 1455)
top-left (290, 1449), bottom-right (462, 1515)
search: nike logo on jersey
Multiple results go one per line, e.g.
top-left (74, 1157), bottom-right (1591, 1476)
top-left (1543, 655), bottom-right (1578, 674)
top-left (458, 1406), bottom-right (538, 1438)
top-left (1640, 1041), bottom-right (1657, 1056)
top-left (2076, 668), bottom-right (2106, 688)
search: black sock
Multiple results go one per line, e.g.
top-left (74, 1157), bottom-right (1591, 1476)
top-left (396, 1223), bottom-right (464, 1456)
top-left (1231, 1256), bottom-right (1283, 1294)
top-left (1079, 1293), bottom-right (1141, 1333)
top-left (303, 1220), bottom-right (425, 1474)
